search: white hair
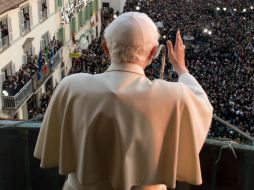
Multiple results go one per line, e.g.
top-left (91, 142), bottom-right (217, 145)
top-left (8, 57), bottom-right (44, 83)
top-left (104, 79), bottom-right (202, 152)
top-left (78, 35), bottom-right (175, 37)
top-left (104, 12), bottom-right (160, 65)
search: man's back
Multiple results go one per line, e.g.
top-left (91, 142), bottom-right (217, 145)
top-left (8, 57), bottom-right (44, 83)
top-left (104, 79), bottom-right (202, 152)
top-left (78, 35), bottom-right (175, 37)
top-left (34, 63), bottom-right (212, 189)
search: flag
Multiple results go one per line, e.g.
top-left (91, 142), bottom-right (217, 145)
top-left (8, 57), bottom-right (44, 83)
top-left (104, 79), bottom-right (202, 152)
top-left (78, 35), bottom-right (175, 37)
top-left (37, 50), bottom-right (43, 80)
top-left (42, 64), bottom-right (48, 74)
top-left (44, 46), bottom-right (49, 60)
top-left (50, 48), bottom-right (54, 68)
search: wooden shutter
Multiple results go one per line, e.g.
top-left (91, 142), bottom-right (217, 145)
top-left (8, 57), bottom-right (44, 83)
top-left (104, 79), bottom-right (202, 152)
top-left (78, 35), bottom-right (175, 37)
top-left (32, 46), bottom-right (35, 56)
top-left (46, 0), bottom-right (50, 16)
top-left (29, 5), bottom-right (33, 28)
top-left (48, 32), bottom-right (51, 44)
top-left (19, 11), bottom-right (25, 35)
top-left (61, 27), bottom-right (65, 45)
top-left (85, 5), bottom-right (89, 21)
top-left (95, 0), bottom-right (98, 12)
top-left (78, 11), bottom-right (82, 29)
top-left (0, 34), bottom-right (2, 50)
top-left (90, 2), bottom-right (93, 17)
top-left (11, 63), bottom-right (15, 75)
top-left (22, 54), bottom-right (28, 65)
top-left (38, 1), bottom-right (43, 22)
top-left (71, 17), bottom-right (77, 33)
top-left (7, 17), bottom-right (13, 44)
top-left (40, 39), bottom-right (45, 50)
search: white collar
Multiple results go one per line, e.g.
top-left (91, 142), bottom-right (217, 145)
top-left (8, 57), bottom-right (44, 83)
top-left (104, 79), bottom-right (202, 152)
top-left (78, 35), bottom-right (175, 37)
top-left (106, 63), bottom-right (145, 77)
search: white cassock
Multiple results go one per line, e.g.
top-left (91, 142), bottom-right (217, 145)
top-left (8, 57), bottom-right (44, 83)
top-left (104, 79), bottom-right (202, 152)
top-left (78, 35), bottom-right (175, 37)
top-left (34, 63), bottom-right (213, 190)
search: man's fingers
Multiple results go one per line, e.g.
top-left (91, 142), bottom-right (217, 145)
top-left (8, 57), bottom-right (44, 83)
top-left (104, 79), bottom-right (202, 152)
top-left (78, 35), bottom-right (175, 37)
top-left (167, 40), bottom-right (174, 55)
top-left (167, 40), bottom-right (176, 63)
top-left (176, 30), bottom-right (183, 47)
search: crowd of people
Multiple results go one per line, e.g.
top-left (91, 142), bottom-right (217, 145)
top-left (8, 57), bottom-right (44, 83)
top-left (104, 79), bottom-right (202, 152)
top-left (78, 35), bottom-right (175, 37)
top-left (69, 0), bottom-right (254, 143)
top-left (2, 55), bottom-right (38, 96)
top-left (124, 0), bottom-right (254, 143)
top-left (28, 92), bottom-right (52, 119)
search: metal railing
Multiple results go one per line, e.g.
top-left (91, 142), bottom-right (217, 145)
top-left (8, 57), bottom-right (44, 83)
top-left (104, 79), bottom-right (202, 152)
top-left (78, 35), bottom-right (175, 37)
top-left (208, 114), bottom-right (254, 146)
top-left (212, 114), bottom-right (254, 144)
top-left (1, 80), bottom-right (33, 110)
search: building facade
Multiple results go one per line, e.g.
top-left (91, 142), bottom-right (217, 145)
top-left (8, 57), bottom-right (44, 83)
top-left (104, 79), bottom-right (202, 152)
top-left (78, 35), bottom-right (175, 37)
top-left (0, 0), bottom-right (101, 119)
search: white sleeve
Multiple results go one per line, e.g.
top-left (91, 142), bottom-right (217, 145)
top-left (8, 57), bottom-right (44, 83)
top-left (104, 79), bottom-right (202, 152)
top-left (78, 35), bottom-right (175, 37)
top-left (175, 73), bottom-right (213, 184)
top-left (178, 73), bottom-right (210, 104)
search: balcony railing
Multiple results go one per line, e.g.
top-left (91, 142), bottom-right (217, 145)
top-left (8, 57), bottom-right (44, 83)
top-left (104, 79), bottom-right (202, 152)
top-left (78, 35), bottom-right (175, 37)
top-left (51, 47), bottom-right (63, 69)
top-left (1, 80), bottom-right (33, 110)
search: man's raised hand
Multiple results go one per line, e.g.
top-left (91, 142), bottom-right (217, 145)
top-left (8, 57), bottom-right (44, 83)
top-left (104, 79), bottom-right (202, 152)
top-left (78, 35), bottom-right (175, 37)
top-left (167, 31), bottom-right (189, 75)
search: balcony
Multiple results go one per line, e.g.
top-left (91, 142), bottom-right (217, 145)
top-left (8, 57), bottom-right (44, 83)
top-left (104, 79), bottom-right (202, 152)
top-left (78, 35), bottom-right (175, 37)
top-left (1, 80), bottom-right (33, 110)
top-left (0, 119), bottom-right (253, 190)
top-left (1, 42), bottom-right (63, 112)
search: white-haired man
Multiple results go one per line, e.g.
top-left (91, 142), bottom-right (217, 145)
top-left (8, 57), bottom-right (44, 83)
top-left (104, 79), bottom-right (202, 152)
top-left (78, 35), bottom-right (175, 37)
top-left (34, 12), bottom-right (213, 190)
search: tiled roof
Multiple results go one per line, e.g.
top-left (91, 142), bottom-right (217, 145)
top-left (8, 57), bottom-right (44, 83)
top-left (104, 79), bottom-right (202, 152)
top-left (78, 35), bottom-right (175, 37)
top-left (0, 0), bottom-right (27, 15)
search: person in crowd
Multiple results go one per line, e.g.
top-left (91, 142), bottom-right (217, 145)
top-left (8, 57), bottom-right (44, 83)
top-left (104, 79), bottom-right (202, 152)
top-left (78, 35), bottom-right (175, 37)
top-left (34, 12), bottom-right (213, 190)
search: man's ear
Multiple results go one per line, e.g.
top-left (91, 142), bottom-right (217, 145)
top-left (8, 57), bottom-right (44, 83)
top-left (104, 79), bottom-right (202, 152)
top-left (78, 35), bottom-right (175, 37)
top-left (101, 39), bottom-right (110, 58)
top-left (147, 46), bottom-right (158, 61)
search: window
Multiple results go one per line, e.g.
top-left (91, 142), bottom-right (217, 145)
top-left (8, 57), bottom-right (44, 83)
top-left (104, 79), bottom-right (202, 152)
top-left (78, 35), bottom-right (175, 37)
top-left (41, 32), bottom-right (50, 50)
top-left (23, 47), bottom-right (34, 65)
top-left (0, 18), bottom-right (9, 49)
top-left (38, 0), bottom-right (48, 22)
top-left (1, 62), bottom-right (13, 80)
top-left (19, 5), bottom-right (32, 35)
